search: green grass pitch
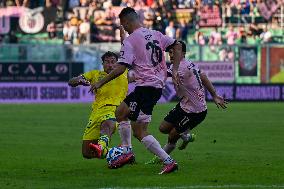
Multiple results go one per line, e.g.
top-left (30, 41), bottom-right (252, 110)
top-left (0, 103), bottom-right (283, 189)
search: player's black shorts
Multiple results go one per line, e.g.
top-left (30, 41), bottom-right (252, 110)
top-left (164, 103), bottom-right (207, 133)
top-left (124, 86), bottom-right (162, 121)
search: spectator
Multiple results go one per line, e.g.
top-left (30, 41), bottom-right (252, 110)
top-left (165, 21), bottom-right (176, 38)
top-left (224, 0), bottom-right (232, 17)
top-left (104, 6), bottom-right (116, 25)
top-left (146, 0), bottom-right (154, 6)
top-left (69, 0), bottom-right (80, 9)
top-left (143, 7), bottom-right (155, 29)
top-left (230, 0), bottom-right (241, 16)
top-left (209, 27), bottom-right (222, 52)
top-left (260, 27), bottom-right (272, 43)
top-left (103, 0), bottom-right (112, 9)
top-left (202, 0), bottom-right (214, 6)
top-left (249, 0), bottom-right (259, 17)
top-left (195, 31), bottom-right (206, 45)
top-left (219, 46), bottom-right (234, 62)
top-left (15, 0), bottom-right (29, 7)
top-left (152, 11), bottom-right (165, 33)
top-left (237, 27), bottom-right (248, 43)
top-left (47, 22), bottom-right (57, 39)
top-left (68, 17), bottom-right (80, 44)
top-left (79, 18), bottom-right (90, 44)
top-left (176, 19), bottom-right (189, 42)
top-left (63, 22), bottom-right (71, 43)
top-left (47, 0), bottom-right (60, 7)
top-left (162, 12), bottom-right (173, 29)
top-left (240, 0), bottom-right (250, 15)
top-left (248, 23), bottom-right (263, 38)
top-left (209, 27), bottom-right (222, 45)
top-left (136, 0), bottom-right (145, 7)
top-left (89, 0), bottom-right (98, 8)
top-left (226, 25), bottom-right (238, 45)
top-left (80, 0), bottom-right (90, 7)
top-left (94, 10), bottom-right (107, 25)
top-left (120, 0), bottom-right (128, 7)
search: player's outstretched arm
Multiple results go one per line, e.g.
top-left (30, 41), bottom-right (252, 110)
top-left (89, 64), bottom-right (127, 93)
top-left (171, 42), bottom-right (183, 86)
top-left (119, 25), bottom-right (127, 44)
top-left (68, 75), bottom-right (90, 87)
top-left (200, 73), bottom-right (227, 109)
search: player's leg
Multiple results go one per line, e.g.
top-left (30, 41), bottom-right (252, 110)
top-left (178, 129), bottom-right (196, 150)
top-left (82, 112), bottom-right (100, 159)
top-left (146, 103), bottom-right (195, 164)
top-left (115, 101), bottom-right (132, 154)
top-left (159, 104), bottom-right (184, 154)
top-left (89, 106), bottom-right (117, 159)
top-left (92, 119), bottom-right (116, 158)
top-left (145, 120), bottom-right (177, 165)
top-left (161, 121), bottom-right (179, 154)
top-left (130, 87), bottom-right (177, 174)
top-left (132, 121), bottom-right (176, 163)
top-left (133, 121), bottom-right (178, 174)
top-left (107, 93), bottom-right (138, 168)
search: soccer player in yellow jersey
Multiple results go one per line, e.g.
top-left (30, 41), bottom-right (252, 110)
top-left (68, 51), bottom-right (128, 159)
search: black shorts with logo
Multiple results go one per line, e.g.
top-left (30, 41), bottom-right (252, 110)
top-left (124, 86), bottom-right (162, 121)
top-left (164, 103), bottom-right (207, 133)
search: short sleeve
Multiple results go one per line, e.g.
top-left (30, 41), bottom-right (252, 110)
top-left (118, 40), bottom-right (135, 67)
top-left (157, 31), bottom-right (176, 51)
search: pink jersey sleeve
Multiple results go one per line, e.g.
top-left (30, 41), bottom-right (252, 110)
top-left (156, 31), bottom-right (176, 51)
top-left (118, 39), bottom-right (135, 67)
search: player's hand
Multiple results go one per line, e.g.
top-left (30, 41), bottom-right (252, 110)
top-left (89, 82), bottom-right (102, 94)
top-left (172, 71), bottom-right (181, 87)
top-left (78, 78), bottom-right (90, 86)
top-left (213, 95), bottom-right (228, 109)
top-left (119, 25), bottom-right (126, 42)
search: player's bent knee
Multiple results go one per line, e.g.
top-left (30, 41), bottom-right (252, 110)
top-left (159, 125), bottom-right (169, 134)
top-left (132, 132), bottom-right (140, 140)
top-left (159, 121), bottom-right (173, 134)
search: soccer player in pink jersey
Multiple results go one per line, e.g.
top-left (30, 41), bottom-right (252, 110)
top-left (146, 41), bottom-right (228, 164)
top-left (89, 7), bottom-right (183, 174)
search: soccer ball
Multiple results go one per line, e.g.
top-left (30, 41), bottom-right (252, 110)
top-left (106, 146), bottom-right (124, 166)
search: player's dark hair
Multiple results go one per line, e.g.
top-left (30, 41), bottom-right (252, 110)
top-left (119, 7), bottom-right (138, 20)
top-left (179, 40), bottom-right (187, 53)
top-left (101, 51), bottom-right (118, 62)
top-left (165, 40), bottom-right (187, 53)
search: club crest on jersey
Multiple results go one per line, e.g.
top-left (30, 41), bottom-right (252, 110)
top-left (144, 34), bottom-right (152, 40)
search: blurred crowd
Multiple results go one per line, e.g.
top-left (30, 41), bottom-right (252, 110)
top-left (0, 0), bottom-right (283, 45)
top-left (0, 0), bottom-right (60, 7)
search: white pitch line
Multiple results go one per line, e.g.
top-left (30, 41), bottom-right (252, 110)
top-left (100, 185), bottom-right (284, 189)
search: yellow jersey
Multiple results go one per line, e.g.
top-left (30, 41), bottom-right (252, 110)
top-left (83, 70), bottom-right (128, 109)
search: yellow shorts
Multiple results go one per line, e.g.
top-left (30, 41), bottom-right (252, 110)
top-left (83, 105), bottom-right (117, 140)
